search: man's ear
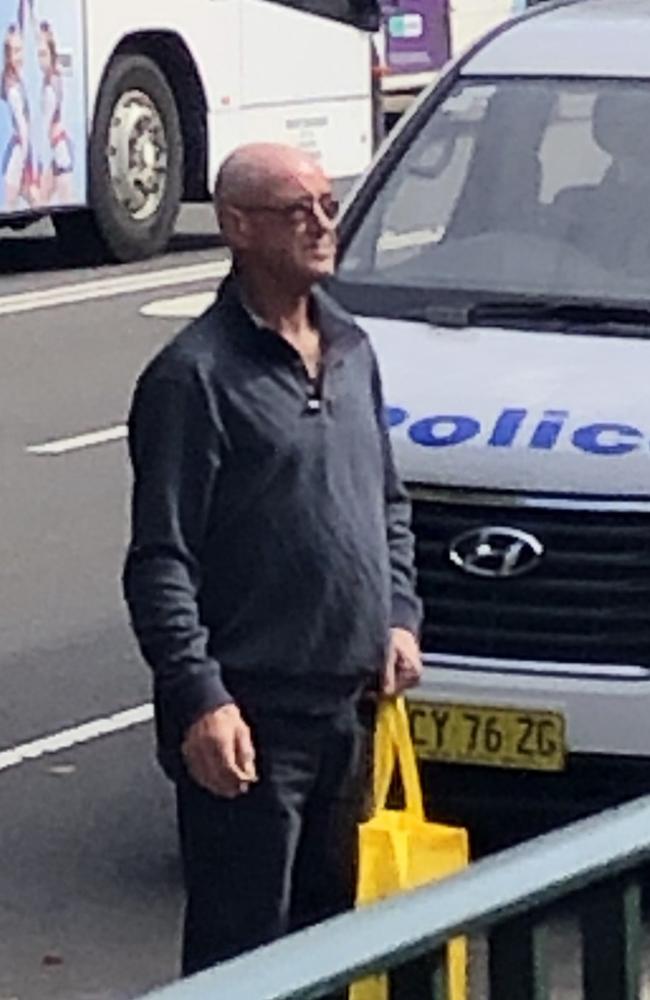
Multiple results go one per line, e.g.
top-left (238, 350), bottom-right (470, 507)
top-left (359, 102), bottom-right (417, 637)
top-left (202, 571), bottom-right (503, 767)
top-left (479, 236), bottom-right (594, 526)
top-left (219, 205), bottom-right (253, 251)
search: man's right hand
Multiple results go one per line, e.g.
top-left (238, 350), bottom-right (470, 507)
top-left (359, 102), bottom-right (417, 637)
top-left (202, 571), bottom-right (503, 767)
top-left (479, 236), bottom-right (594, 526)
top-left (182, 704), bottom-right (258, 798)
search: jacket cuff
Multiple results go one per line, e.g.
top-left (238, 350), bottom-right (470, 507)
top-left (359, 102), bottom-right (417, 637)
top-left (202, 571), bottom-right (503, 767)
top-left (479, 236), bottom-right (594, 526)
top-left (174, 664), bottom-right (234, 735)
top-left (390, 595), bottom-right (423, 637)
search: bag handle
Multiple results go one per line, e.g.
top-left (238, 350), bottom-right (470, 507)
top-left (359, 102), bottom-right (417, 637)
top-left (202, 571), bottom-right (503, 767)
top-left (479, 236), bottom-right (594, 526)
top-left (373, 697), bottom-right (424, 820)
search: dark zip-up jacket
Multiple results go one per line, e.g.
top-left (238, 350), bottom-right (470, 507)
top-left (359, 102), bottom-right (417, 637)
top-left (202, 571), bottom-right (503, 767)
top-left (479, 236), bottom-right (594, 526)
top-left (123, 276), bottom-right (421, 776)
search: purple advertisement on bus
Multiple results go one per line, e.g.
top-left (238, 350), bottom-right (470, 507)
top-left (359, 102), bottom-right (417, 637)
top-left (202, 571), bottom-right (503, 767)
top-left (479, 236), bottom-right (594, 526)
top-left (378, 1), bottom-right (450, 77)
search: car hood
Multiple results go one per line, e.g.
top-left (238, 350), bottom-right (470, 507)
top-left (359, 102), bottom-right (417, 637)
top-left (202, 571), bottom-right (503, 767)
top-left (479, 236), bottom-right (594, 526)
top-left (358, 316), bottom-right (650, 497)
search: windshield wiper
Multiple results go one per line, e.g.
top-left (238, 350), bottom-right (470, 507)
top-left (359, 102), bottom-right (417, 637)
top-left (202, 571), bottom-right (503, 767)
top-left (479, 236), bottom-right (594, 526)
top-left (417, 299), bottom-right (650, 331)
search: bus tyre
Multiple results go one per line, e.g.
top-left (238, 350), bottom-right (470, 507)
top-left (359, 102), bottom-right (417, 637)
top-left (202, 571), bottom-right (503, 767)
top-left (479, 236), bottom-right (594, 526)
top-left (58, 54), bottom-right (184, 263)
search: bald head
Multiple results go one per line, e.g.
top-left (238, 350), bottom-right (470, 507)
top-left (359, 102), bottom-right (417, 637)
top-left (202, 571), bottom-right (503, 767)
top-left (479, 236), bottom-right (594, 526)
top-left (214, 142), bottom-right (337, 290)
top-left (215, 143), bottom-right (327, 212)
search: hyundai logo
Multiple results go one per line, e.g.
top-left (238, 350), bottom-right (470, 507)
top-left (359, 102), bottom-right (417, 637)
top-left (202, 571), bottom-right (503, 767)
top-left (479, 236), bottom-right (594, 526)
top-left (449, 527), bottom-right (544, 579)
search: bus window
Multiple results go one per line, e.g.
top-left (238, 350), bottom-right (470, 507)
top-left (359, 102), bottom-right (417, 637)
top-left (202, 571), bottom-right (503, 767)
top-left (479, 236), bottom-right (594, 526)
top-left (449, 0), bottom-right (518, 58)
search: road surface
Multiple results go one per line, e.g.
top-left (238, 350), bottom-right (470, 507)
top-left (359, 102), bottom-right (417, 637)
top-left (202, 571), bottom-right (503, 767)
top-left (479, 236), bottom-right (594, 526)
top-left (1, 206), bottom-right (648, 1000)
top-left (0, 207), bottom-right (220, 1000)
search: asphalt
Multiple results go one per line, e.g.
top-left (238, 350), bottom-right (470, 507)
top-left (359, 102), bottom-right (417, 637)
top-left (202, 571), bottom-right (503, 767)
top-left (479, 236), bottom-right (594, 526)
top-left (0, 206), bottom-right (219, 296)
top-left (0, 729), bottom-right (178, 1000)
top-left (0, 203), bottom-right (648, 1000)
top-left (1, 207), bottom-right (220, 1000)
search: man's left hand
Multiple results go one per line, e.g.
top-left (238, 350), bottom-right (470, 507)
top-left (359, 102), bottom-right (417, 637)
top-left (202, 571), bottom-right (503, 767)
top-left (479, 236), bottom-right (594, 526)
top-left (383, 628), bottom-right (423, 696)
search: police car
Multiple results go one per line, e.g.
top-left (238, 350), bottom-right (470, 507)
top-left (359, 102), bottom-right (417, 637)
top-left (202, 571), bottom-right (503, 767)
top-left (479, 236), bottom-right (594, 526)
top-left (330, 0), bottom-right (650, 840)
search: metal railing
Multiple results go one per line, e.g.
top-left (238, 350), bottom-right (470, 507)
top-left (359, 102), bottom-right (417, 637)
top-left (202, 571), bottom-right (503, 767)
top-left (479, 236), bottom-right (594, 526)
top-left (142, 793), bottom-right (650, 1000)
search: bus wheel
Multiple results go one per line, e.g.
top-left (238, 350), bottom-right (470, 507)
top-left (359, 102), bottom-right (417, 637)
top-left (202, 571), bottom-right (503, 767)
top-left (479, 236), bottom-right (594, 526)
top-left (58, 54), bottom-right (184, 263)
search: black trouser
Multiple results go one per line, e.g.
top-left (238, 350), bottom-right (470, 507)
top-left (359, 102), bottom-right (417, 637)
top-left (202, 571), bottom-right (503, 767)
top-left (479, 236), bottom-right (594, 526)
top-left (176, 699), bottom-right (372, 980)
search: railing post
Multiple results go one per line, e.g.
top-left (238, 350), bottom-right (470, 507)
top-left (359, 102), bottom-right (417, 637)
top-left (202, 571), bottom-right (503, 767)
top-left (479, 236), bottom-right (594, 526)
top-left (388, 946), bottom-right (448, 1000)
top-left (488, 915), bottom-right (550, 1000)
top-left (581, 875), bottom-right (642, 1000)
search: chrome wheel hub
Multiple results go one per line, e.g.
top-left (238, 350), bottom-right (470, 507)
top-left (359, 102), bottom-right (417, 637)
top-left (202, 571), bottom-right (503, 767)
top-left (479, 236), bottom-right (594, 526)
top-left (107, 90), bottom-right (168, 221)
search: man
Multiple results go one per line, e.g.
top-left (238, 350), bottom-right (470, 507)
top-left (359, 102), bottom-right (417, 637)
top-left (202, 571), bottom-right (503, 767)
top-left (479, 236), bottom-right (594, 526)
top-left (123, 143), bottom-right (422, 979)
top-left (548, 90), bottom-right (650, 274)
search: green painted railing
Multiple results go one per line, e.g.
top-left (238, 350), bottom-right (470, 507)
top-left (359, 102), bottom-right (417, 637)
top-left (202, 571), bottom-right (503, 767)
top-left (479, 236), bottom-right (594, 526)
top-left (142, 793), bottom-right (650, 1000)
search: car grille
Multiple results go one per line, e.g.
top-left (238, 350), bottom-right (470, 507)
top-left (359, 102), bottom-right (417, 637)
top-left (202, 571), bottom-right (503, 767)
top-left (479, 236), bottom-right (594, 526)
top-left (412, 491), bottom-right (650, 666)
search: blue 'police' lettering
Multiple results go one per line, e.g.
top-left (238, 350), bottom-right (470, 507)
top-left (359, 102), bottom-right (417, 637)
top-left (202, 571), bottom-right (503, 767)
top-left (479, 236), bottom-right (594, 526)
top-left (572, 423), bottom-right (643, 456)
top-left (385, 406), bottom-right (409, 429)
top-left (530, 410), bottom-right (569, 450)
top-left (409, 415), bottom-right (481, 448)
top-left (488, 408), bottom-right (527, 447)
top-left (387, 404), bottom-right (647, 457)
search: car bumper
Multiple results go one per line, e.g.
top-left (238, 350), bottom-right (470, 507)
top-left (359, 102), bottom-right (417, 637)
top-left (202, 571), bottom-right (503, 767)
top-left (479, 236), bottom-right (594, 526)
top-left (409, 657), bottom-right (650, 851)
top-left (411, 655), bottom-right (650, 758)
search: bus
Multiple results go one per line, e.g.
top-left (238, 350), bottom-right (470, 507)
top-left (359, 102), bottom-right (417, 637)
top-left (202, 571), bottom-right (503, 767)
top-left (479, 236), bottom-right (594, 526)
top-left (0, 0), bottom-right (380, 262)
top-left (376, 0), bottom-right (523, 114)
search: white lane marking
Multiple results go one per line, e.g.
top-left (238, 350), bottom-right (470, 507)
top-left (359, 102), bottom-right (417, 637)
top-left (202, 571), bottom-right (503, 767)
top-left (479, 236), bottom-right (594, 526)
top-left (0, 703), bottom-right (154, 773)
top-left (0, 259), bottom-right (230, 318)
top-left (27, 423), bottom-right (127, 455)
top-left (140, 290), bottom-right (214, 319)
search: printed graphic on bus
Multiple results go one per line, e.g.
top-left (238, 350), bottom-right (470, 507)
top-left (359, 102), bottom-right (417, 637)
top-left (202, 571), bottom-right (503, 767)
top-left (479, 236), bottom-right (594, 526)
top-left (0, 0), bottom-right (85, 213)
top-left (378, 1), bottom-right (450, 77)
top-left (377, 0), bottom-right (531, 85)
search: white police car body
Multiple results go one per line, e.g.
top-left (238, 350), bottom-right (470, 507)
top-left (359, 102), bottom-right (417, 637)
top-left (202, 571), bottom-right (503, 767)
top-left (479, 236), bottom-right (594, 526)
top-left (331, 0), bottom-right (650, 836)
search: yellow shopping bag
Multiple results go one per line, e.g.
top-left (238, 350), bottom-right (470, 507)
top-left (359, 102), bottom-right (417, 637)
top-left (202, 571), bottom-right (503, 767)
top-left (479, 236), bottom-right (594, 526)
top-left (351, 698), bottom-right (469, 1000)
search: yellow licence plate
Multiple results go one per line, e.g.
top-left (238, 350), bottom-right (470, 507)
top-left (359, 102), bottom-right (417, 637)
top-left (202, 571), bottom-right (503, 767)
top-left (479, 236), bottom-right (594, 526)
top-left (408, 701), bottom-right (566, 772)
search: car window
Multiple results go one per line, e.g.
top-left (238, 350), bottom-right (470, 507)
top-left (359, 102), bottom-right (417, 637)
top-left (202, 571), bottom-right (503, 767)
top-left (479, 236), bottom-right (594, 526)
top-left (338, 77), bottom-right (650, 308)
top-left (375, 86), bottom-right (494, 267)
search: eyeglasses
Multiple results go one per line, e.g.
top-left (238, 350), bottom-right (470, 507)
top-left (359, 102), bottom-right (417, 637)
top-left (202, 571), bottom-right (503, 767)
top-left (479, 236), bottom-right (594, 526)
top-left (234, 194), bottom-right (340, 227)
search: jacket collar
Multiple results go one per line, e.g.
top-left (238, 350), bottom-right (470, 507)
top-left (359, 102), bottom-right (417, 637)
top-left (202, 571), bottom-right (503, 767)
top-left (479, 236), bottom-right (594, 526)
top-left (215, 271), bottom-right (364, 365)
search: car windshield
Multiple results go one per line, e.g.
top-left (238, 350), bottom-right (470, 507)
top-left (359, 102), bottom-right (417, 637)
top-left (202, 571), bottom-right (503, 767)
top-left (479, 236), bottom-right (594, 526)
top-left (337, 77), bottom-right (650, 315)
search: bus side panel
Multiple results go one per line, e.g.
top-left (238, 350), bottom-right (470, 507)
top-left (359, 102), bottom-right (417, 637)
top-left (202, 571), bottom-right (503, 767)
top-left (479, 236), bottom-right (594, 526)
top-left (208, 96), bottom-right (373, 183)
top-left (232, 0), bottom-right (373, 181)
top-left (0, 0), bottom-right (86, 216)
top-left (84, 1), bottom-right (374, 194)
top-left (449, 0), bottom-right (516, 56)
top-left (83, 0), bottom-right (241, 173)
top-left (240, 1), bottom-right (371, 104)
